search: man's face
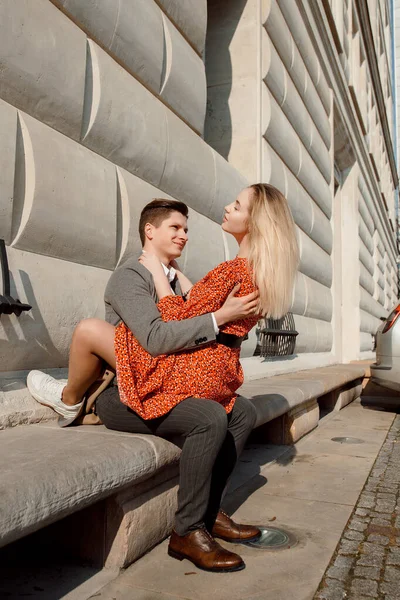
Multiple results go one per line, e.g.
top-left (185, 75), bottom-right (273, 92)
top-left (147, 211), bottom-right (189, 260)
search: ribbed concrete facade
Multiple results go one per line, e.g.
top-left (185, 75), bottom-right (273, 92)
top-left (0, 0), bottom-right (398, 380)
top-left (206, 0), bottom-right (398, 374)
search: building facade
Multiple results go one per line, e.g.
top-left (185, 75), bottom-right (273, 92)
top-left (0, 0), bottom-right (398, 391)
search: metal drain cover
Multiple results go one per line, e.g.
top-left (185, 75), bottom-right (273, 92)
top-left (245, 526), bottom-right (297, 550)
top-left (331, 436), bottom-right (365, 444)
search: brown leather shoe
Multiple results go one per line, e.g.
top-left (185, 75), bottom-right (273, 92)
top-left (168, 528), bottom-right (245, 572)
top-left (212, 510), bottom-right (261, 544)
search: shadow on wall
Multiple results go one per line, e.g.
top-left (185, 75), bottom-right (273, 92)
top-left (1, 270), bottom-right (64, 371)
top-left (204, 0), bottom-right (247, 159)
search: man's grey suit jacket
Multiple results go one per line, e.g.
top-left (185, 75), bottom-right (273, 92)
top-left (104, 256), bottom-right (216, 357)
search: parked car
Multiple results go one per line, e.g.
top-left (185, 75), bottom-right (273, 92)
top-left (370, 303), bottom-right (400, 392)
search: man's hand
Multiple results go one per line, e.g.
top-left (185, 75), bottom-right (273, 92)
top-left (214, 284), bottom-right (260, 326)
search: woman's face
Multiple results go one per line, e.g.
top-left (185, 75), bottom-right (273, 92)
top-left (222, 187), bottom-right (252, 238)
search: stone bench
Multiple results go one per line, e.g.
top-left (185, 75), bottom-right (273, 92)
top-left (0, 363), bottom-right (365, 569)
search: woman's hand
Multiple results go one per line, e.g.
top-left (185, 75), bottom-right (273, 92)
top-left (139, 252), bottom-right (165, 278)
top-left (139, 253), bottom-right (172, 299)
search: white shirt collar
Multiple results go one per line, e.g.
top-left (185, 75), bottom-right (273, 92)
top-left (162, 263), bottom-right (177, 284)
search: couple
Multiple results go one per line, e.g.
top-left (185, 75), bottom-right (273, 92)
top-left (27, 183), bottom-right (299, 573)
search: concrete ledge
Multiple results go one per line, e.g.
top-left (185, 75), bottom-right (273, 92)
top-left (0, 424), bottom-right (180, 549)
top-left (0, 363), bottom-right (366, 567)
top-left (240, 364), bottom-right (365, 429)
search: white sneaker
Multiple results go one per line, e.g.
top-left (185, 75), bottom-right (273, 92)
top-left (27, 370), bottom-right (84, 427)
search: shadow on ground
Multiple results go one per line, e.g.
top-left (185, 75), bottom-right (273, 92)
top-left (0, 529), bottom-right (102, 600)
top-left (361, 380), bottom-right (400, 413)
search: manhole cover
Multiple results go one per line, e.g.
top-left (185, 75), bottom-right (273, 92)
top-left (245, 526), bottom-right (297, 550)
top-left (331, 437), bottom-right (365, 444)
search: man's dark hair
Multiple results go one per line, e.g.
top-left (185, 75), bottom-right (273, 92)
top-left (138, 198), bottom-right (189, 245)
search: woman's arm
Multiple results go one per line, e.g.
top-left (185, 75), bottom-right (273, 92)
top-left (138, 253), bottom-right (172, 299)
top-left (170, 259), bottom-right (193, 297)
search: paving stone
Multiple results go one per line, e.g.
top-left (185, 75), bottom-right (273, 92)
top-left (387, 548), bottom-right (400, 566)
top-left (334, 556), bottom-right (354, 568)
top-left (370, 517), bottom-right (391, 527)
top-left (316, 578), bottom-right (347, 600)
top-left (377, 492), bottom-right (396, 501)
top-left (355, 508), bottom-right (370, 518)
top-left (356, 553), bottom-right (384, 568)
top-left (369, 511), bottom-right (391, 520)
top-left (345, 530), bottom-right (364, 542)
top-left (361, 542), bottom-right (385, 556)
top-left (352, 565), bottom-right (380, 580)
top-left (350, 578), bottom-right (378, 596)
top-left (326, 565), bottom-right (352, 582)
top-left (358, 495), bottom-right (375, 510)
top-left (379, 581), bottom-right (400, 599)
top-left (366, 533), bottom-right (390, 546)
top-left (384, 565), bottom-right (400, 582)
top-left (349, 520), bottom-right (368, 532)
top-left (375, 500), bottom-right (396, 513)
top-left (378, 486), bottom-right (397, 493)
top-left (338, 540), bottom-right (360, 555)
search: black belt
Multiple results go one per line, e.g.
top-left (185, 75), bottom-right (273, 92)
top-left (216, 332), bottom-right (244, 349)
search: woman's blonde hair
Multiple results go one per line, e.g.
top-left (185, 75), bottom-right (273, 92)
top-left (247, 183), bottom-right (299, 319)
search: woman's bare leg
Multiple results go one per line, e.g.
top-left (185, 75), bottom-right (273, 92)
top-left (62, 319), bottom-right (116, 406)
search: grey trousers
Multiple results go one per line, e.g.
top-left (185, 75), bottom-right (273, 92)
top-left (96, 389), bottom-right (257, 536)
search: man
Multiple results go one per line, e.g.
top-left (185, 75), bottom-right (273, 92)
top-left (29, 199), bottom-right (261, 572)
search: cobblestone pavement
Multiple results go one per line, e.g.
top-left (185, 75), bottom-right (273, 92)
top-left (315, 414), bottom-right (400, 600)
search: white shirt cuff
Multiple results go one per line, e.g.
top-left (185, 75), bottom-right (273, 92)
top-left (211, 313), bottom-right (219, 335)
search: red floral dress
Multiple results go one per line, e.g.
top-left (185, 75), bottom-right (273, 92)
top-left (114, 257), bottom-right (259, 420)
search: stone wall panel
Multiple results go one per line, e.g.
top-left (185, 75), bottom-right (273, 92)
top-left (80, 41), bottom-right (238, 223)
top-left (263, 38), bottom-right (331, 183)
top-left (359, 309), bottom-right (379, 335)
top-left (0, 248), bottom-right (109, 371)
top-left (211, 150), bottom-right (248, 224)
top-left (294, 315), bottom-right (332, 353)
top-left (360, 331), bottom-right (374, 352)
top-left (291, 272), bottom-right (307, 317)
top-left (359, 239), bottom-right (375, 275)
top-left (292, 273), bottom-right (332, 323)
top-left (0, 0), bottom-right (86, 141)
top-left (263, 141), bottom-right (332, 254)
top-left (358, 195), bottom-right (375, 235)
top-left (263, 0), bottom-right (331, 149)
top-left (160, 14), bottom-right (206, 133)
top-left (11, 112), bottom-right (117, 270)
top-left (55, 0), bottom-right (164, 96)
top-left (160, 111), bottom-right (216, 217)
top-left (303, 275), bottom-right (333, 322)
top-left (298, 229), bottom-right (332, 288)
top-left (359, 263), bottom-right (375, 296)
top-left (263, 92), bottom-right (331, 218)
top-left (359, 176), bottom-right (397, 268)
top-left (157, 0), bottom-right (207, 55)
top-left (81, 41), bottom-right (168, 188)
top-left (360, 287), bottom-right (386, 320)
top-left (358, 219), bottom-right (374, 254)
top-left (0, 100), bottom-right (17, 244)
top-left (276, 0), bottom-right (331, 115)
